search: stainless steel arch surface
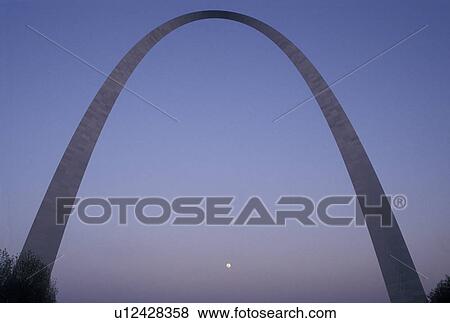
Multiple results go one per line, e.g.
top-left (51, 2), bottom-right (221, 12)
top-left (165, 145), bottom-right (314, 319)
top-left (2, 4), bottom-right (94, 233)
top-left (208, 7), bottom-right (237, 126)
top-left (22, 10), bottom-right (426, 302)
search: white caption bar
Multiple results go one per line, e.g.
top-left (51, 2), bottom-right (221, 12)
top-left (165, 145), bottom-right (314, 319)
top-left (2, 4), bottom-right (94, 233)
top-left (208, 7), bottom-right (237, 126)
top-left (0, 303), bottom-right (446, 322)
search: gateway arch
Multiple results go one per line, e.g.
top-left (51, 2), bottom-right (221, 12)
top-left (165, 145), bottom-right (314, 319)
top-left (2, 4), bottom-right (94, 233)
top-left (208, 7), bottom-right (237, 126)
top-left (21, 10), bottom-right (426, 302)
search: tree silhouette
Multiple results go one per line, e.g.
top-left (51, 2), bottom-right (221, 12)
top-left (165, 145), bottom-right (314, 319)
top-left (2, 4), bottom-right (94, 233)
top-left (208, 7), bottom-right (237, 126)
top-left (428, 275), bottom-right (450, 302)
top-left (0, 249), bottom-right (57, 302)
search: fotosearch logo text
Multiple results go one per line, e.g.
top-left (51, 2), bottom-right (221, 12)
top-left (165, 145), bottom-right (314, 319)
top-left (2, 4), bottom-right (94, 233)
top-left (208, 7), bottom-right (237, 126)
top-left (55, 194), bottom-right (407, 228)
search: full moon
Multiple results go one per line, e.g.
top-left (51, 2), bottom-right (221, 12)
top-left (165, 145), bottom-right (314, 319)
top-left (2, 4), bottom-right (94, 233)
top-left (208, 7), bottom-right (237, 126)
top-left (225, 262), bottom-right (232, 269)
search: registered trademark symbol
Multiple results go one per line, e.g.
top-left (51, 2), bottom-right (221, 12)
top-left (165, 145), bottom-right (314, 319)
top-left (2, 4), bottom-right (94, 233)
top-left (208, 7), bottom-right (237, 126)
top-left (393, 195), bottom-right (407, 210)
